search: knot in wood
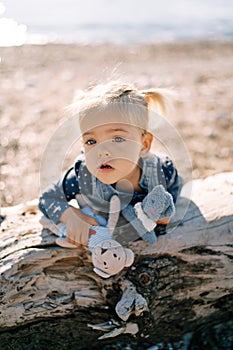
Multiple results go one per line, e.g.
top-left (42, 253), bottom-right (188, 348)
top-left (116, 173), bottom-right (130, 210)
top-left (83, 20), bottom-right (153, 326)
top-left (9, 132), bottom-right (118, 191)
top-left (138, 271), bottom-right (153, 287)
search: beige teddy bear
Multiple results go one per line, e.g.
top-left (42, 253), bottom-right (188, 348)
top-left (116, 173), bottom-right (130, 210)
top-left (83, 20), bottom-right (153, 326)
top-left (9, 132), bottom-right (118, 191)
top-left (92, 239), bottom-right (134, 279)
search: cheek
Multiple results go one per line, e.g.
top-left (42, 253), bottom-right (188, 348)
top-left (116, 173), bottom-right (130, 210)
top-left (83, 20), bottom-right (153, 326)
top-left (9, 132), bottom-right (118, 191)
top-left (85, 148), bottom-right (95, 163)
top-left (85, 159), bottom-right (96, 176)
top-left (119, 143), bottom-right (141, 162)
top-left (83, 149), bottom-right (97, 175)
top-left (120, 160), bottom-right (137, 169)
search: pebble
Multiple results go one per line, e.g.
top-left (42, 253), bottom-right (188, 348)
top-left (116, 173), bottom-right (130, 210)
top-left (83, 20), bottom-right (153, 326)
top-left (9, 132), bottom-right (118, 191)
top-left (203, 127), bottom-right (217, 139)
top-left (0, 100), bottom-right (5, 112)
top-left (215, 112), bottom-right (230, 122)
top-left (1, 136), bottom-right (9, 147)
top-left (35, 106), bottom-right (47, 115)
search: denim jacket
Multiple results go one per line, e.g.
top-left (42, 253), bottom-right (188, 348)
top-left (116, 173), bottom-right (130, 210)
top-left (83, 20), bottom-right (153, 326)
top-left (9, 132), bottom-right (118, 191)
top-left (39, 152), bottom-right (182, 243)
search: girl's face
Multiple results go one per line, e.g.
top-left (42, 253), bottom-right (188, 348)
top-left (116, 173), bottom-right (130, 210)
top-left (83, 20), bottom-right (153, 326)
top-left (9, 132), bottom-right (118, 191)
top-left (82, 122), bottom-right (152, 187)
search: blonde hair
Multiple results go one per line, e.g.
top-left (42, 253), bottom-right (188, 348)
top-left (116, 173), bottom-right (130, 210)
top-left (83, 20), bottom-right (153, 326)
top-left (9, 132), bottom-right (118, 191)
top-left (69, 81), bottom-right (170, 132)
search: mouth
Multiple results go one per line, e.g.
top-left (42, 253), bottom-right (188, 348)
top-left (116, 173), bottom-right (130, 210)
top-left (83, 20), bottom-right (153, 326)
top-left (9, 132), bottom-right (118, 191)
top-left (99, 163), bottom-right (115, 172)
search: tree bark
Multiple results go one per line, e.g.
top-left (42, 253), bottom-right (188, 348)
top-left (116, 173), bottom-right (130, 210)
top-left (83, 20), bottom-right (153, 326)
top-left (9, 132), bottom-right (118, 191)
top-left (0, 172), bottom-right (233, 350)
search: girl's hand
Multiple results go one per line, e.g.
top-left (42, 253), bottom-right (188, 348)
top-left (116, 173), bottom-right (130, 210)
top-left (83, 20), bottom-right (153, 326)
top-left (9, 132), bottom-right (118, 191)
top-left (59, 207), bottom-right (100, 246)
top-left (156, 217), bottom-right (170, 225)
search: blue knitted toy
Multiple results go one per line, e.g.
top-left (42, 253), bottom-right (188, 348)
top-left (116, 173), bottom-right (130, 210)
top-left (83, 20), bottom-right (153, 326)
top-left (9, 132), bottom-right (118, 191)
top-left (122, 185), bottom-right (175, 244)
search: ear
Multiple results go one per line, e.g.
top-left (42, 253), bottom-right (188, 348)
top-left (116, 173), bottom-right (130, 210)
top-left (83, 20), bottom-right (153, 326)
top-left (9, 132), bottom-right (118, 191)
top-left (140, 132), bottom-right (153, 158)
top-left (124, 248), bottom-right (135, 267)
top-left (107, 195), bottom-right (121, 235)
top-left (93, 246), bottom-right (102, 255)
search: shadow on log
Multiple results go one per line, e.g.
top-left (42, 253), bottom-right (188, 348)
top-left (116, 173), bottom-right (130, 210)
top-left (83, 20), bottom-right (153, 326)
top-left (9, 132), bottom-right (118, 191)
top-left (0, 172), bottom-right (233, 349)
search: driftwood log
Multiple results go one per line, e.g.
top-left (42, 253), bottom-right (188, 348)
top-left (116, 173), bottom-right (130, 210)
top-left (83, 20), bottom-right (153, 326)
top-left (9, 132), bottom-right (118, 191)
top-left (0, 172), bottom-right (233, 350)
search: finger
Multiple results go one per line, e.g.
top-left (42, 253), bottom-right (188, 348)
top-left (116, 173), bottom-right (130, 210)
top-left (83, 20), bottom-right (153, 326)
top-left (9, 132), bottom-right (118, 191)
top-left (67, 231), bottom-right (80, 245)
top-left (80, 230), bottom-right (90, 246)
top-left (56, 238), bottom-right (77, 248)
top-left (84, 216), bottom-right (100, 227)
top-left (81, 208), bottom-right (105, 226)
top-left (67, 236), bottom-right (81, 246)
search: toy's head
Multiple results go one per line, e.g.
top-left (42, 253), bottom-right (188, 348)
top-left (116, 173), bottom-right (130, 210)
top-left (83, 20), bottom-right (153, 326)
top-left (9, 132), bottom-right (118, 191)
top-left (92, 239), bottom-right (134, 278)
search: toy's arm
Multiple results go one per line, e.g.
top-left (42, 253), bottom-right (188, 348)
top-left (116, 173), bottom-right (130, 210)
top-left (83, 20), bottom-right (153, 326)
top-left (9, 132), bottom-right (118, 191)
top-left (87, 194), bottom-right (121, 251)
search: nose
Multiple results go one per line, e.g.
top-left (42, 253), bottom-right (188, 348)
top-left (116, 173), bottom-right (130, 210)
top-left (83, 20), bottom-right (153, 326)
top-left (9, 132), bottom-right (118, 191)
top-left (98, 149), bottom-right (111, 158)
top-left (96, 140), bottom-right (112, 159)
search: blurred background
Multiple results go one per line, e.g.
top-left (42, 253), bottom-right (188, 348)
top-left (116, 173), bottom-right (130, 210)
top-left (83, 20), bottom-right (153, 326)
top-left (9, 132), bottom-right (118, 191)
top-left (1, 0), bottom-right (233, 45)
top-left (0, 0), bottom-right (232, 206)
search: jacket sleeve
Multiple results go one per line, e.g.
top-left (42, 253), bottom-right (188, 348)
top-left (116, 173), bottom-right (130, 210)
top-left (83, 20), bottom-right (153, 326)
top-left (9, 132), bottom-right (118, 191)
top-left (38, 166), bottom-right (80, 224)
top-left (160, 155), bottom-right (183, 203)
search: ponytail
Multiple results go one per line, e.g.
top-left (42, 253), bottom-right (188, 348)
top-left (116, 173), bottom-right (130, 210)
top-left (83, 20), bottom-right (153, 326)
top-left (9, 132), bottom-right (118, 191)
top-left (140, 89), bottom-right (172, 117)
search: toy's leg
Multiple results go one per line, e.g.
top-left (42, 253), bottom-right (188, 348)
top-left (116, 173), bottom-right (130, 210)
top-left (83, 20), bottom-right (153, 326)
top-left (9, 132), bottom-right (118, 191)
top-left (88, 319), bottom-right (139, 340)
top-left (88, 277), bottom-right (148, 339)
top-left (116, 277), bottom-right (148, 321)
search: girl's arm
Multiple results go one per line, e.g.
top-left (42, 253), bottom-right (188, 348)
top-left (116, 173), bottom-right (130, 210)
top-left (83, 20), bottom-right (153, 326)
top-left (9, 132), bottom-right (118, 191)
top-left (39, 164), bottom-right (99, 246)
top-left (38, 167), bottom-right (79, 224)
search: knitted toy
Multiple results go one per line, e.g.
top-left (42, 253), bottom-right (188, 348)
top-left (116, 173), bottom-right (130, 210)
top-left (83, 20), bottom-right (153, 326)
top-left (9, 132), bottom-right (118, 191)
top-left (122, 185), bottom-right (175, 244)
top-left (40, 186), bottom-right (174, 276)
top-left (40, 195), bottom-right (134, 279)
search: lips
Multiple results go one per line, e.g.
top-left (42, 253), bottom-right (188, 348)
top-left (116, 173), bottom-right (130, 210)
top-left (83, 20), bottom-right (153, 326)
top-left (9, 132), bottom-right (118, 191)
top-left (99, 163), bottom-right (114, 172)
top-left (100, 163), bottom-right (113, 169)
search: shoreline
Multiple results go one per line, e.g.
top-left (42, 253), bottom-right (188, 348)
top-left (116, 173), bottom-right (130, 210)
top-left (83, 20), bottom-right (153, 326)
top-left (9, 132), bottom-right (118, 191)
top-left (0, 40), bottom-right (232, 206)
top-left (1, 38), bottom-right (232, 46)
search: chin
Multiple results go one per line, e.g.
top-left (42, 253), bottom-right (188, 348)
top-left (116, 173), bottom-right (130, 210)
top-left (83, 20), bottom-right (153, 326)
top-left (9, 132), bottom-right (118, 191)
top-left (95, 173), bottom-right (120, 185)
top-left (97, 176), bottom-right (117, 185)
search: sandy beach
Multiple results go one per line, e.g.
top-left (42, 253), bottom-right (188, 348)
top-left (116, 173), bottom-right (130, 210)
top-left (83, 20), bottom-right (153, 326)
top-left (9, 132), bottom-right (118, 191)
top-left (0, 41), bottom-right (232, 206)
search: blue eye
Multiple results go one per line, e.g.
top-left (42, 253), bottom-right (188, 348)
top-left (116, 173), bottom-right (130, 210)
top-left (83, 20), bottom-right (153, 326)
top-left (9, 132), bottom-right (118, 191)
top-left (113, 136), bottom-right (125, 143)
top-left (85, 139), bottom-right (96, 145)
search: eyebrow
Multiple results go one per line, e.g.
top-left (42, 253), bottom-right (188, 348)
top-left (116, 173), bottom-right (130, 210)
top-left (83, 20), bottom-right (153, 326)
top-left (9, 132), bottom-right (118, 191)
top-left (110, 128), bottom-right (130, 134)
top-left (82, 128), bottom-right (130, 137)
top-left (82, 131), bottom-right (93, 137)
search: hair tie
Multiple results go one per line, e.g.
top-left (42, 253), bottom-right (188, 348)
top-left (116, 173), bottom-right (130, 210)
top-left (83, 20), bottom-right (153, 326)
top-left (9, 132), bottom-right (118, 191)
top-left (118, 89), bottom-right (132, 98)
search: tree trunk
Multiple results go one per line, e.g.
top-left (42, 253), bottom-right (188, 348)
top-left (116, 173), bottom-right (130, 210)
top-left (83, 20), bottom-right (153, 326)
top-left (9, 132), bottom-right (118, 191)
top-left (0, 172), bottom-right (233, 350)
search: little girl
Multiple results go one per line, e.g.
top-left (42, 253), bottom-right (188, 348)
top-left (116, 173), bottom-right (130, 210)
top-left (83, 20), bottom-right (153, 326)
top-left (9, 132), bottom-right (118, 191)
top-left (39, 81), bottom-right (183, 275)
